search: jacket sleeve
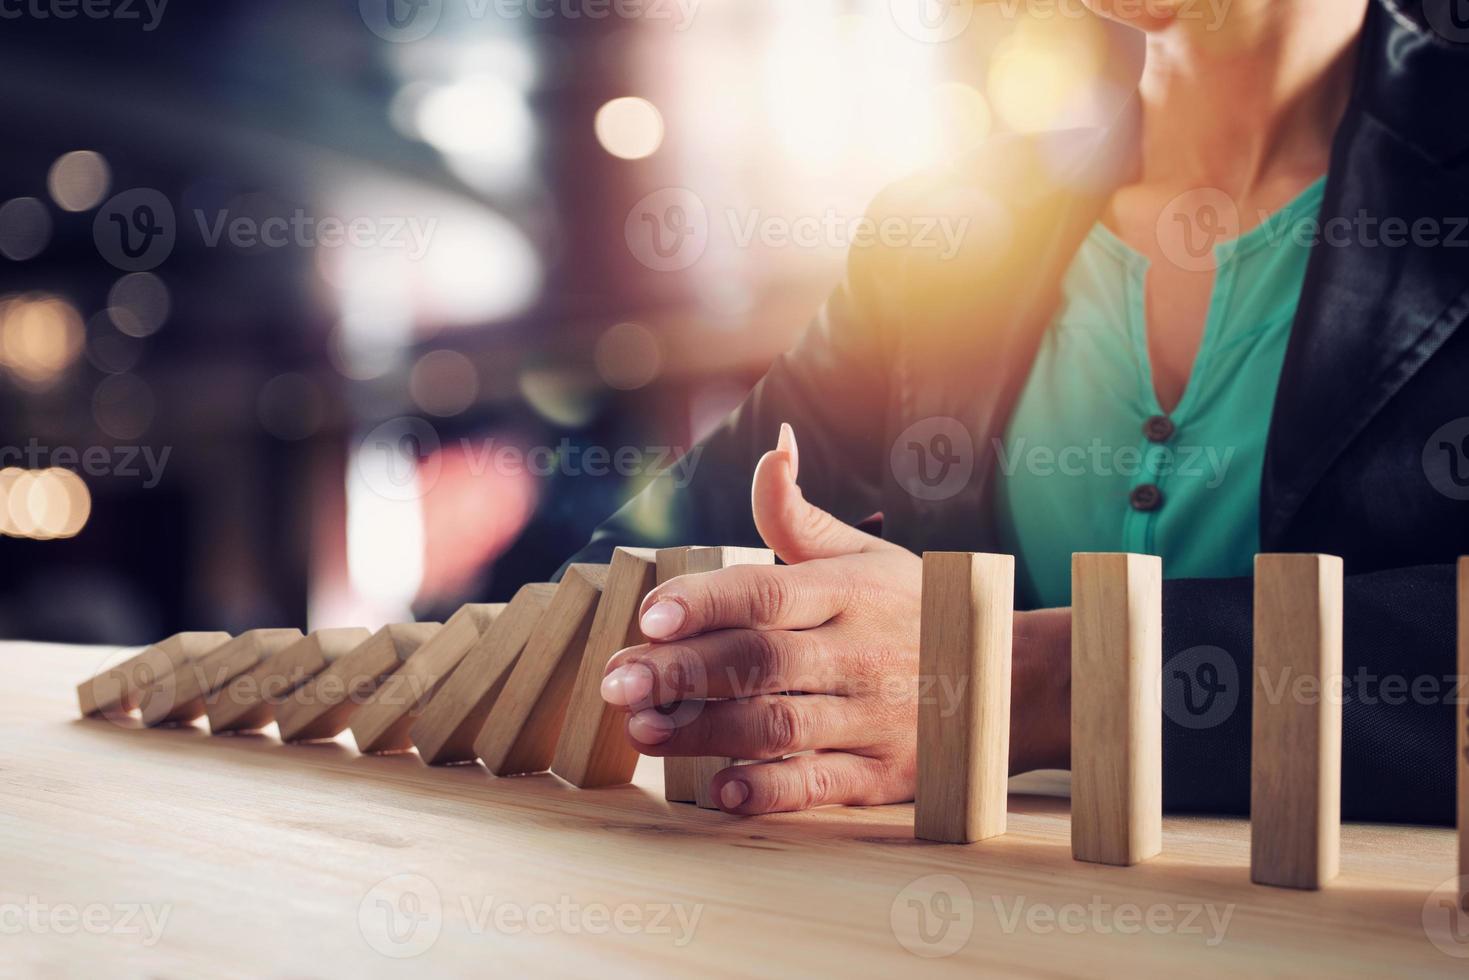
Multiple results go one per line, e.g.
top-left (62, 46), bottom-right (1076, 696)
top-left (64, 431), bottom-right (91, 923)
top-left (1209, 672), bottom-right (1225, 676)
top-left (1161, 563), bottom-right (1458, 825)
top-left (562, 205), bottom-right (901, 570)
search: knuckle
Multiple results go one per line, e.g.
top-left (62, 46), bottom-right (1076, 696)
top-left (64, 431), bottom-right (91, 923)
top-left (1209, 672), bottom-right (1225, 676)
top-left (744, 570), bottom-right (793, 626)
top-left (758, 698), bottom-right (805, 756)
top-left (739, 630), bottom-right (792, 690)
top-left (802, 762), bottom-right (841, 808)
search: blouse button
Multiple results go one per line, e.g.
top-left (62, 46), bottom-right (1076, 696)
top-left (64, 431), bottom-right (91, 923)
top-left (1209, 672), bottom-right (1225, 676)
top-left (1143, 415), bottom-right (1176, 443)
top-left (1130, 484), bottom-right (1164, 512)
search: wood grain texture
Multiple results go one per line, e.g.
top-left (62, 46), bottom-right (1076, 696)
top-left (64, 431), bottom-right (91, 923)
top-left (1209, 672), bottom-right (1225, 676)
top-left (137, 629), bottom-right (303, 727)
top-left (76, 632), bottom-right (231, 720)
top-left (1071, 553), bottom-right (1162, 867)
top-left (264, 627), bottom-right (399, 742)
top-left (24, 643), bottom-right (1461, 977)
top-left (1251, 553), bottom-right (1344, 890)
top-left (915, 552), bottom-right (1014, 844)
top-left (350, 606), bottom-right (501, 755)
top-left (411, 584), bottom-right (557, 765)
top-left (655, 545), bottom-right (776, 806)
top-left (552, 549), bottom-right (659, 788)
top-left (475, 564), bottom-right (609, 777)
top-left (1460, 556), bottom-right (1467, 911)
top-left (207, 628), bottom-right (365, 734)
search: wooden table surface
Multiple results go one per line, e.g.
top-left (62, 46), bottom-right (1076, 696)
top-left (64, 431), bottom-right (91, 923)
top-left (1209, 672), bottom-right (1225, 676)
top-left (5, 642), bottom-right (1466, 978)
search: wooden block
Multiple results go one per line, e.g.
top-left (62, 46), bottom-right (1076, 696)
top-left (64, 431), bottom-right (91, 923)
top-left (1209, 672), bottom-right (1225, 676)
top-left (1070, 553), bottom-right (1162, 866)
top-left (474, 564), bottom-right (609, 777)
top-left (654, 545), bottom-right (776, 807)
top-left (551, 548), bottom-right (660, 788)
top-left (411, 584), bottom-right (558, 765)
top-left (350, 605), bottom-right (502, 755)
top-left (1459, 557), bottom-right (1467, 911)
top-left (137, 629), bottom-right (303, 727)
top-left (1250, 553), bottom-right (1343, 890)
top-left (208, 628), bottom-right (371, 734)
top-left (277, 624), bottom-right (439, 743)
top-left (914, 552), bottom-right (1013, 844)
top-left (77, 632), bottom-right (232, 720)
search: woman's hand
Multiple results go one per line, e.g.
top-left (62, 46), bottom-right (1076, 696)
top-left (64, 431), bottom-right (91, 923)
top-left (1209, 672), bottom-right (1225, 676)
top-left (599, 424), bottom-right (1072, 814)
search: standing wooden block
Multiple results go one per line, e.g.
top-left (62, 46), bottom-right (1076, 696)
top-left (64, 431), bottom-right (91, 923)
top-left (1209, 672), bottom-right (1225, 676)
top-left (411, 584), bottom-right (558, 765)
top-left (77, 632), bottom-right (231, 720)
top-left (551, 548), bottom-right (659, 788)
top-left (208, 628), bottom-right (371, 735)
top-left (1070, 553), bottom-right (1162, 866)
top-left (654, 545), bottom-right (776, 807)
top-left (277, 624), bottom-right (440, 743)
top-left (474, 564), bottom-right (609, 777)
top-left (1459, 557), bottom-right (1468, 911)
top-left (350, 605), bottom-right (502, 755)
top-left (137, 629), bottom-right (303, 727)
top-left (914, 552), bottom-right (1013, 844)
top-left (1251, 553), bottom-right (1344, 890)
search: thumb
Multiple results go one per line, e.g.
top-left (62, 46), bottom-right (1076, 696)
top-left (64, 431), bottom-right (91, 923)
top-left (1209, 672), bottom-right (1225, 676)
top-left (751, 423), bottom-right (892, 564)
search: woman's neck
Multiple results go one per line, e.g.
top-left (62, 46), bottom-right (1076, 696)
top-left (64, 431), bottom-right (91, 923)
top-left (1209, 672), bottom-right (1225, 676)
top-left (1137, 0), bottom-right (1368, 196)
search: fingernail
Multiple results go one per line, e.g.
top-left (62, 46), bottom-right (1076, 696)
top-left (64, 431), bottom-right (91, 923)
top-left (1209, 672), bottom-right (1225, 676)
top-left (720, 779), bottom-right (750, 810)
top-left (627, 709), bottom-right (677, 745)
top-left (601, 664), bottom-right (654, 707)
top-left (640, 600), bottom-right (685, 640)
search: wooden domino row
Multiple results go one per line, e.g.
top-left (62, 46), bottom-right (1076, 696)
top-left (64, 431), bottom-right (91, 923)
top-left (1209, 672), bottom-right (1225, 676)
top-left (71, 546), bottom-right (1469, 897)
top-left (76, 546), bottom-right (776, 809)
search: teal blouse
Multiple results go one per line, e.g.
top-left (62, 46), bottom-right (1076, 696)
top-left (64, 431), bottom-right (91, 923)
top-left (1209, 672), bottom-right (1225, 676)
top-left (995, 177), bottom-right (1327, 610)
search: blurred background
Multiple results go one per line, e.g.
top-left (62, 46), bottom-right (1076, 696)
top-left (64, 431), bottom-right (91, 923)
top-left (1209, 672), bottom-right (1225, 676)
top-left (0, 0), bottom-right (1136, 644)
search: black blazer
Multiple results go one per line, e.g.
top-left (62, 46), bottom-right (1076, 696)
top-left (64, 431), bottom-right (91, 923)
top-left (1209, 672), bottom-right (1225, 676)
top-left (569, 0), bottom-right (1469, 824)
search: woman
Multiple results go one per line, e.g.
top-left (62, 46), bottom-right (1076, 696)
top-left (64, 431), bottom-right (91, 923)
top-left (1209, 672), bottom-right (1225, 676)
top-left (575, 0), bottom-right (1469, 821)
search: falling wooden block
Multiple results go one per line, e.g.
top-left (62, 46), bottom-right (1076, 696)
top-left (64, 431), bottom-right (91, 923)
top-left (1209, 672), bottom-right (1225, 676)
top-left (1251, 553), bottom-right (1343, 890)
top-left (551, 548), bottom-right (659, 788)
top-left (137, 629), bottom-right (303, 727)
top-left (1459, 557), bottom-right (1467, 911)
top-left (914, 552), bottom-right (1013, 844)
top-left (411, 584), bottom-right (558, 765)
top-left (474, 564), bottom-right (609, 777)
top-left (277, 624), bottom-right (440, 743)
top-left (208, 628), bottom-right (372, 735)
top-left (1070, 553), bottom-right (1162, 866)
top-left (350, 605), bottom-right (502, 755)
top-left (654, 545), bottom-right (776, 807)
top-left (77, 632), bottom-right (232, 720)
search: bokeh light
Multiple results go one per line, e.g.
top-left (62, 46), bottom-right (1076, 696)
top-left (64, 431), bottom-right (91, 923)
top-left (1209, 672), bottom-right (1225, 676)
top-left (257, 372), bottom-right (326, 441)
top-left (92, 373), bottom-right (156, 440)
top-left (410, 349), bottom-right (480, 418)
top-left (0, 197), bottom-right (52, 261)
top-left (0, 467), bottom-right (89, 540)
top-left (0, 293), bottom-right (85, 389)
top-left (107, 273), bottom-right (172, 338)
top-left (47, 150), bottom-right (112, 212)
top-left (594, 97), bottom-right (665, 160)
top-left (594, 322), bottom-right (662, 391)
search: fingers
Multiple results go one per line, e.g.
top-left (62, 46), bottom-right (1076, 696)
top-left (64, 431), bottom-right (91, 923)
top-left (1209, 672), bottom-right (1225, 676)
top-left (711, 753), bottom-right (906, 814)
top-left (625, 695), bottom-right (868, 759)
top-left (750, 424), bottom-right (894, 565)
top-left (602, 628), bottom-right (853, 706)
top-left (639, 558), bottom-right (861, 642)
